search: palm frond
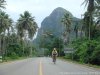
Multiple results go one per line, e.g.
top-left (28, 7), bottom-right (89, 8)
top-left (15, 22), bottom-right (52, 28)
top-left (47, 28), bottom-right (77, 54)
top-left (81, 0), bottom-right (89, 7)
top-left (0, 0), bottom-right (6, 9)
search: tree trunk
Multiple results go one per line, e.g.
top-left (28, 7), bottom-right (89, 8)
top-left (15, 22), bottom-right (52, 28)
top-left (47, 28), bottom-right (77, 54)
top-left (76, 30), bottom-right (78, 39)
top-left (88, 0), bottom-right (94, 13)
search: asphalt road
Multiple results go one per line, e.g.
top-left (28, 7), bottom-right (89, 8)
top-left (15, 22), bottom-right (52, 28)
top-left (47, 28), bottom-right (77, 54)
top-left (0, 57), bottom-right (100, 75)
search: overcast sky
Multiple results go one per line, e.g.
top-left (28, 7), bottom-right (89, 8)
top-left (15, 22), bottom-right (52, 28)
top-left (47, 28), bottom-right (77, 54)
top-left (5, 0), bottom-right (86, 27)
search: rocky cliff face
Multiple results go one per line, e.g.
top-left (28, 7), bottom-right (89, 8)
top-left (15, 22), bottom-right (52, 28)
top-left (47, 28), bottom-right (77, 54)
top-left (33, 7), bottom-right (81, 46)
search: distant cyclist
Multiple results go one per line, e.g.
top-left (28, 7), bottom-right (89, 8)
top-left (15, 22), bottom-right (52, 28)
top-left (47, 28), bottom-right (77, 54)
top-left (52, 48), bottom-right (58, 64)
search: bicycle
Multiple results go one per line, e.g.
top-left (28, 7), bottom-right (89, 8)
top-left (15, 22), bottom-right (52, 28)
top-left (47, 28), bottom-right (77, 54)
top-left (52, 54), bottom-right (56, 64)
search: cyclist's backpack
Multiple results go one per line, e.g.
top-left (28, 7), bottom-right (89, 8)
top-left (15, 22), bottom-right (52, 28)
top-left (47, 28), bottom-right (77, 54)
top-left (53, 51), bottom-right (57, 56)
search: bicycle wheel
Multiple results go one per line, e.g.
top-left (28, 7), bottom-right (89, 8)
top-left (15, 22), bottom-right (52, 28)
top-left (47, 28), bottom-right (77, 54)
top-left (53, 56), bottom-right (56, 64)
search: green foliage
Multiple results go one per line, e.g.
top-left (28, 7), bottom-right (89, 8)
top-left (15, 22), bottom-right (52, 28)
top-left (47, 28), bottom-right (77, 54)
top-left (90, 44), bottom-right (100, 65)
top-left (0, 0), bottom-right (6, 9)
top-left (0, 10), bottom-right (38, 61)
top-left (34, 7), bottom-right (81, 49)
top-left (38, 36), bottom-right (64, 56)
top-left (7, 43), bottom-right (23, 57)
top-left (64, 54), bottom-right (72, 59)
top-left (48, 37), bottom-right (64, 56)
top-left (72, 38), bottom-right (100, 65)
top-left (16, 11), bottom-right (38, 39)
top-left (9, 52), bottom-right (19, 59)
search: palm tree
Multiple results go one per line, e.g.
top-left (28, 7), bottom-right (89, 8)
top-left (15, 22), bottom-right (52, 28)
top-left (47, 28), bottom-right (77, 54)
top-left (0, 11), bottom-right (12, 61)
top-left (82, 0), bottom-right (94, 12)
top-left (74, 21), bottom-right (79, 39)
top-left (61, 13), bottom-right (72, 44)
top-left (16, 11), bottom-right (38, 56)
top-left (82, 0), bottom-right (100, 63)
top-left (82, 0), bottom-right (95, 40)
top-left (83, 0), bottom-right (100, 39)
top-left (0, 0), bottom-right (6, 9)
top-left (94, 0), bottom-right (100, 26)
top-left (17, 11), bottom-right (38, 39)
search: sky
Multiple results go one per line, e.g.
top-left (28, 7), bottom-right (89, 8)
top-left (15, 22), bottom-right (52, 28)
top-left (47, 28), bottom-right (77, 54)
top-left (4, 0), bottom-right (87, 28)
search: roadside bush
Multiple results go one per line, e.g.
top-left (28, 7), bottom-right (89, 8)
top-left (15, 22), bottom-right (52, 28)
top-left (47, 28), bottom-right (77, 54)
top-left (10, 52), bottom-right (19, 59)
top-left (64, 54), bottom-right (72, 59)
top-left (7, 43), bottom-right (23, 57)
top-left (72, 38), bottom-right (100, 65)
top-left (90, 44), bottom-right (100, 65)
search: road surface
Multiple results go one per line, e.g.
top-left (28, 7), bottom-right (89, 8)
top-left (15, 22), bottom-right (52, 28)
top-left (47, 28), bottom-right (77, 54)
top-left (0, 57), bottom-right (100, 75)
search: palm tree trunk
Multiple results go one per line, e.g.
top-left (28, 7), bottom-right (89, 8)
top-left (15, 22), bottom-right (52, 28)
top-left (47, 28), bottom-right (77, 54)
top-left (80, 30), bottom-right (83, 39)
top-left (2, 31), bottom-right (6, 61)
top-left (88, 0), bottom-right (94, 40)
top-left (3, 36), bottom-right (5, 61)
top-left (30, 46), bottom-right (32, 57)
top-left (89, 17), bottom-right (91, 40)
top-left (6, 28), bottom-right (10, 61)
top-left (76, 30), bottom-right (78, 39)
top-left (88, 0), bottom-right (94, 13)
top-left (0, 36), bottom-right (2, 62)
top-left (22, 38), bottom-right (24, 56)
top-left (67, 31), bottom-right (70, 45)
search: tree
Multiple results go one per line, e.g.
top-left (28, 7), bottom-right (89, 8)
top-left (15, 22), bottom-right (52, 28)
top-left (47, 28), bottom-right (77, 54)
top-left (82, 0), bottom-right (100, 39)
top-left (82, 0), bottom-right (96, 40)
top-left (16, 11), bottom-right (38, 56)
top-left (0, 0), bottom-right (6, 9)
top-left (0, 11), bottom-right (12, 61)
top-left (94, 0), bottom-right (100, 27)
top-left (17, 11), bottom-right (38, 39)
top-left (61, 13), bottom-right (72, 44)
top-left (74, 22), bottom-right (79, 39)
top-left (51, 37), bottom-right (64, 56)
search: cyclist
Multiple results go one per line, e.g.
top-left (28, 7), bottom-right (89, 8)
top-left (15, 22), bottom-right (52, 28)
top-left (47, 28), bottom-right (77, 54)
top-left (52, 48), bottom-right (58, 64)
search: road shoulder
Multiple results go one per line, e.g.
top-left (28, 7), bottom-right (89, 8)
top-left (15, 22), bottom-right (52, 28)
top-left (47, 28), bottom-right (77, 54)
top-left (58, 57), bottom-right (100, 71)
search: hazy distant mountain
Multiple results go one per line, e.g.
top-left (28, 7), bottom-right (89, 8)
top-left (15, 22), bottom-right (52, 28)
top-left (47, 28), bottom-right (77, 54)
top-left (33, 7), bottom-right (81, 47)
